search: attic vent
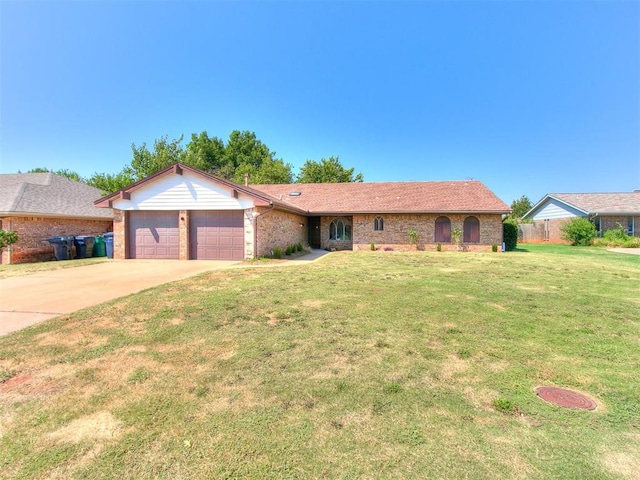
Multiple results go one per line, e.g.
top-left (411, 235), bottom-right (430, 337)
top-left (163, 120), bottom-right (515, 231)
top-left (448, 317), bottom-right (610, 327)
top-left (289, 191), bottom-right (302, 197)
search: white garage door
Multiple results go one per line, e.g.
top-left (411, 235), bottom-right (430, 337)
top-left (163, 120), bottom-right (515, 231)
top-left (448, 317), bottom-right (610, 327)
top-left (190, 210), bottom-right (244, 260)
top-left (129, 211), bottom-right (180, 259)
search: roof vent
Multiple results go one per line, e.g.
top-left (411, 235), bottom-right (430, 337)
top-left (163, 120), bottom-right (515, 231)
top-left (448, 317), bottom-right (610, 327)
top-left (289, 191), bottom-right (302, 197)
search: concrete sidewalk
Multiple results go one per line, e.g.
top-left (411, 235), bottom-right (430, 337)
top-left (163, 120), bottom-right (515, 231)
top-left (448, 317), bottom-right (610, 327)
top-left (0, 249), bottom-right (330, 336)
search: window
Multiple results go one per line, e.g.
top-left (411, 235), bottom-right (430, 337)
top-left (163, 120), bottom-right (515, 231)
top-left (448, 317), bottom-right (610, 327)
top-left (463, 216), bottom-right (480, 243)
top-left (435, 216), bottom-right (451, 242)
top-left (374, 217), bottom-right (384, 231)
top-left (628, 216), bottom-right (634, 236)
top-left (329, 219), bottom-right (352, 240)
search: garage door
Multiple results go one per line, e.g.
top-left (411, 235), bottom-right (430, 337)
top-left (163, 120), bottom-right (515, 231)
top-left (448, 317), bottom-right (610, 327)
top-left (190, 210), bottom-right (244, 260)
top-left (129, 211), bottom-right (179, 259)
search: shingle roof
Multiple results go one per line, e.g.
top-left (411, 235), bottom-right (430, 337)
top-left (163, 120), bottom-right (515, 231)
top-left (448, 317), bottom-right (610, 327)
top-left (251, 181), bottom-right (510, 214)
top-left (0, 173), bottom-right (113, 219)
top-left (550, 192), bottom-right (640, 215)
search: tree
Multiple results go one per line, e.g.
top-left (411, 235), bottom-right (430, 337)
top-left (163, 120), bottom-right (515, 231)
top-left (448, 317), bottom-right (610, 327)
top-left (86, 169), bottom-right (136, 194)
top-left (223, 130), bottom-right (293, 184)
top-left (296, 156), bottom-right (363, 183)
top-left (510, 195), bottom-right (533, 220)
top-left (130, 135), bottom-right (186, 181)
top-left (184, 131), bottom-right (228, 176)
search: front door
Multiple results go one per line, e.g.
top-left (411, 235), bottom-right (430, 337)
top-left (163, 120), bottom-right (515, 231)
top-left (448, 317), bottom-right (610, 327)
top-left (308, 217), bottom-right (321, 249)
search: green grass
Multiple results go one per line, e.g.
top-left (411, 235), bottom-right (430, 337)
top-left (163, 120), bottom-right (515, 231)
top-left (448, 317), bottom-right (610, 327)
top-left (1, 246), bottom-right (638, 479)
top-left (0, 257), bottom-right (107, 279)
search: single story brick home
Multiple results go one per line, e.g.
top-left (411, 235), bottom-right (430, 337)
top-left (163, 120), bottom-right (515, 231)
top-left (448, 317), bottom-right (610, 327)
top-left (95, 163), bottom-right (509, 260)
top-left (0, 173), bottom-right (114, 264)
top-left (521, 192), bottom-right (640, 243)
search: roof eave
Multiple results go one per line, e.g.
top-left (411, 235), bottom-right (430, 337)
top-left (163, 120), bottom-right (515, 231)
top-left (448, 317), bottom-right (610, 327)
top-left (0, 211), bottom-right (114, 220)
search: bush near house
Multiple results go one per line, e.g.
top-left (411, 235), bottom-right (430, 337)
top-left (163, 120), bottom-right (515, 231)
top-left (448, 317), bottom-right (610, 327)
top-left (561, 217), bottom-right (597, 246)
top-left (502, 220), bottom-right (518, 251)
top-left (0, 230), bottom-right (19, 249)
top-left (594, 224), bottom-right (640, 248)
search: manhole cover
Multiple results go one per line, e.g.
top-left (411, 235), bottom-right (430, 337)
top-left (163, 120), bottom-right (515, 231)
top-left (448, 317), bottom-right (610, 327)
top-left (535, 386), bottom-right (597, 410)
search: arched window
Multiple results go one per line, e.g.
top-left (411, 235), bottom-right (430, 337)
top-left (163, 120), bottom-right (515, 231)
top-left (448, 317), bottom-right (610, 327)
top-left (329, 218), bottom-right (352, 240)
top-left (435, 216), bottom-right (451, 243)
top-left (463, 216), bottom-right (480, 243)
top-left (374, 217), bottom-right (384, 231)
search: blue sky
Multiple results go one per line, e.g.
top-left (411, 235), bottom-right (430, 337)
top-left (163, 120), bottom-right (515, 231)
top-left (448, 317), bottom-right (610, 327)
top-left (1, 0), bottom-right (638, 205)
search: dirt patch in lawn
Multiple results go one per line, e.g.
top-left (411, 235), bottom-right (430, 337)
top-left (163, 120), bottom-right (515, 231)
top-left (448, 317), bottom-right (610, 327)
top-left (48, 411), bottom-right (123, 444)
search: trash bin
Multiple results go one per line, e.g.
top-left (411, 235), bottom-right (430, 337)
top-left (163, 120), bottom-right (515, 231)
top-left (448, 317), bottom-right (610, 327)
top-left (103, 232), bottom-right (114, 259)
top-left (93, 236), bottom-right (106, 257)
top-left (47, 236), bottom-right (73, 261)
top-left (74, 236), bottom-right (95, 259)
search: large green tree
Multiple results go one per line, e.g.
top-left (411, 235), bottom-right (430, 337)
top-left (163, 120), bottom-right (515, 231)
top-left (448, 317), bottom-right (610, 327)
top-left (510, 195), bottom-right (533, 220)
top-left (296, 156), bottom-right (363, 183)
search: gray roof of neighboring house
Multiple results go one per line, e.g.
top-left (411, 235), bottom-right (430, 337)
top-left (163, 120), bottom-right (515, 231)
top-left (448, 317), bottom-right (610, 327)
top-left (0, 173), bottom-right (113, 219)
top-left (525, 192), bottom-right (640, 217)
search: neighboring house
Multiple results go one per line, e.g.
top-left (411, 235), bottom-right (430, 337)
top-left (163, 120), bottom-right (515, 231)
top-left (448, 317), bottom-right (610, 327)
top-left (95, 163), bottom-right (510, 260)
top-left (0, 173), bottom-right (114, 264)
top-left (521, 192), bottom-right (640, 243)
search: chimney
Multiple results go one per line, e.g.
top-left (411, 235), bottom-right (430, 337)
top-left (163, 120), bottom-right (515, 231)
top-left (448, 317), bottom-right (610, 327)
top-left (244, 173), bottom-right (249, 186)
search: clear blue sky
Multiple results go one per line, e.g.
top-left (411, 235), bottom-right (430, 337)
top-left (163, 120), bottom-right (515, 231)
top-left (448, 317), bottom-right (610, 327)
top-left (1, 0), bottom-right (638, 205)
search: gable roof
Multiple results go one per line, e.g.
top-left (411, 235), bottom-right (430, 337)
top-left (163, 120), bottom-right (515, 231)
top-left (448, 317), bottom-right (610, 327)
top-left (525, 192), bottom-right (640, 218)
top-left (0, 173), bottom-right (113, 219)
top-left (94, 163), bottom-right (305, 214)
top-left (251, 181), bottom-right (510, 215)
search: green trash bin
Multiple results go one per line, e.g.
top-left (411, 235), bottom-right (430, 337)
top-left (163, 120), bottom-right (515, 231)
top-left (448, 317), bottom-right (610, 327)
top-left (93, 236), bottom-right (107, 257)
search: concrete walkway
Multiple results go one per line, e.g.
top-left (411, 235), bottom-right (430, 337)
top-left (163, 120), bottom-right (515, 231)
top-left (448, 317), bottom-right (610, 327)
top-left (0, 250), bottom-right (330, 336)
top-left (608, 248), bottom-right (640, 255)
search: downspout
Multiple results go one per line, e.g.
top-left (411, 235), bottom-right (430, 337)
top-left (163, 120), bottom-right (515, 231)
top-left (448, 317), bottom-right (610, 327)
top-left (252, 204), bottom-right (276, 259)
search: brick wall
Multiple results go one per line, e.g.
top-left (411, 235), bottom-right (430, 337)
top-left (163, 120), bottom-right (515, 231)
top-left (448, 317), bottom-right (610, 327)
top-left (255, 208), bottom-right (307, 257)
top-left (112, 210), bottom-right (127, 259)
top-left (351, 213), bottom-right (503, 252)
top-left (1, 216), bottom-right (113, 264)
top-left (599, 215), bottom-right (640, 237)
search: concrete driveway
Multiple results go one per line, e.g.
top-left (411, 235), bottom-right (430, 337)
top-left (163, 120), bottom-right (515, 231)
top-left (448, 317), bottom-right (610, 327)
top-left (0, 260), bottom-right (238, 336)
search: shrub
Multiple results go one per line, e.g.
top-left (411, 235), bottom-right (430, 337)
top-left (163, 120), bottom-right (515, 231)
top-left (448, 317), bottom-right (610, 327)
top-left (272, 247), bottom-right (283, 259)
top-left (436, 243), bottom-right (442, 252)
top-left (451, 228), bottom-right (462, 245)
top-left (0, 230), bottom-right (18, 249)
top-left (561, 217), bottom-right (597, 246)
top-left (285, 245), bottom-right (294, 256)
top-left (370, 242), bottom-right (375, 251)
top-left (408, 229), bottom-right (418, 244)
top-left (492, 243), bottom-right (498, 252)
top-left (503, 220), bottom-right (518, 251)
top-left (295, 242), bottom-right (303, 252)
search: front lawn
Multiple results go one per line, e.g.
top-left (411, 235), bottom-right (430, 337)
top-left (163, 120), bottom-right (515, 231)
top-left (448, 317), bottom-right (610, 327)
top-left (1, 247), bottom-right (638, 479)
top-left (0, 257), bottom-right (108, 279)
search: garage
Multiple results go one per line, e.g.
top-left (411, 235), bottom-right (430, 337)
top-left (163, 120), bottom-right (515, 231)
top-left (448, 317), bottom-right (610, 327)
top-left (189, 210), bottom-right (244, 260)
top-left (129, 211), bottom-right (180, 259)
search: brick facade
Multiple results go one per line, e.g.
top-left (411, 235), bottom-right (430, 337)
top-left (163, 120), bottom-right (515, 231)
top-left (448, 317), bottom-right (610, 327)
top-left (351, 213), bottom-right (503, 252)
top-left (0, 216), bottom-right (112, 264)
top-left (112, 210), bottom-right (127, 260)
top-left (255, 208), bottom-right (307, 257)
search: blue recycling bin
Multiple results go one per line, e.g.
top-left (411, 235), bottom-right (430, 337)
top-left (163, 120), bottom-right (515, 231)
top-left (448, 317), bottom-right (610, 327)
top-left (103, 232), bottom-right (114, 259)
top-left (47, 236), bottom-right (74, 260)
top-left (74, 236), bottom-right (95, 259)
